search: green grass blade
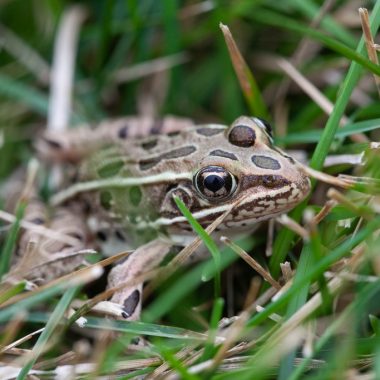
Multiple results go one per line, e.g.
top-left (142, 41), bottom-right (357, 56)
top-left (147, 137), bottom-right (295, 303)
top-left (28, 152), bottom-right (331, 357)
top-left (250, 216), bottom-right (380, 328)
top-left (174, 196), bottom-right (221, 297)
top-left (220, 23), bottom-right (268, 118)
top-left (0, 280), bottom-right (82, 323)
top-left (276, 118), bottom-right (380, 144)
top-left (288, 281), bottom-right (380, 380)
top-left (0, 200), bottom-right (26, 278)
top-left (309, 0), bottom-right (380, 171)
top-left (278, 244), bottom-right (314, 379)
top-left (0, 74), bottom-right (49, 116)
top-left (0, 281), bottom-right (26, 304)
top-left (16, 286), bottom-right (78, 380)
top-left (286, 0), bottom-right (355, 47)
top-left (28, 313), bottom-right (209, 341)
top-left (249, 9), bottom-right (380, 77)
top-left (201, 297), bottom-right (224, 361)
top-left (269, 0), bottom-right (380, 276)
top-left (279, 217), bottom-right (329, 379)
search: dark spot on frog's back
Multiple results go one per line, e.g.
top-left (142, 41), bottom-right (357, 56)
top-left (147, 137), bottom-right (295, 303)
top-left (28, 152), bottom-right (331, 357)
top-left (139, 146), bottom-right (196, 171)
top-left (210, 149), bottom-right (238, 161)
top-left (167, 131), bottom-right (181, 137)
top-left (196, 127), bottom-right (225, 136)
top-left (141, 139), bottom-right (158, 150)
top-left (151, 119), bottom-right (164, 134)
top-left (228, 125), bottom-right (256, 147)
top-left (118, 125), bottom-right (129, 139)
top-left (139, 156), bottom-right (161, 171)
top-left (162, 146), bottom-right (196, 159)
top-left (122, 289), bottom-right (140, 318)
top-left (30, 217), bottom-right (45, 225)
top-left (251, 155), bottom-right (281, 170)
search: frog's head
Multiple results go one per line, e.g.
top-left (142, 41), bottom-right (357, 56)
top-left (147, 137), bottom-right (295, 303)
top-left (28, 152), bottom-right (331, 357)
top-left (188, 116), bottom-right (311, 228)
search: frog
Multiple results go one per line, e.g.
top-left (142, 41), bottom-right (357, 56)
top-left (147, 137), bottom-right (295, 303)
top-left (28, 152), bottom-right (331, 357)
top-left (10, 114), bottom-right (312, 320)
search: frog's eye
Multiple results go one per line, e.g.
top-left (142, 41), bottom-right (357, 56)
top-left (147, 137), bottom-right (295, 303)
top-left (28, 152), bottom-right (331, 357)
top-left (193, 166), bottom-right (237, 201)
top-left (253, 117), bottom-right (273, 138)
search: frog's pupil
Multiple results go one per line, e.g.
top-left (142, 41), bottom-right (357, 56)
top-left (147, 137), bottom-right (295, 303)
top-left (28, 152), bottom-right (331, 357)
top-left (204, 174), bottom-right (225, 192)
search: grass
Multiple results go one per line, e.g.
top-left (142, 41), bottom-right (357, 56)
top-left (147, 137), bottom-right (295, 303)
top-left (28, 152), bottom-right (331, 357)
top-left (1, 0), bottom-right (380, 379)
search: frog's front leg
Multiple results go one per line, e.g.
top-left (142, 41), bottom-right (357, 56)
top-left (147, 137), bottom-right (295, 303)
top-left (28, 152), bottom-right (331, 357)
top-left (107, 238), bottom-right (173, 320)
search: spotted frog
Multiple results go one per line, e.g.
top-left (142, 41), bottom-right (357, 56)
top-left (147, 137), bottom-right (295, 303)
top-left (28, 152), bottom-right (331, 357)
top-left (15, 115), bottom-right (311, 319)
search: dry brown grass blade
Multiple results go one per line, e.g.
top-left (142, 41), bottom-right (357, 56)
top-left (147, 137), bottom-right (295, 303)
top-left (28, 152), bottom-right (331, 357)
top-left (272, 0), bottom-right (336, 138)
top-left (112, 53), bottom-right (190, 83)
top-left (147, 345), bottom-right (199, 379)
top-left (298, 162), bottom-right (352, 189)
top-left (220, 237), bottom-right (281, 290)
top-left (179, 1), bottom-right (215, 18)
top-left (243, 277), bottom-right (262, 309)
top-left (0, 250), bottom-right (131, 308)
top-left (265, 219), bottom-right (275, 257)
top-left (0, 314), bottom-right (26, 352)
top-left (276, 58), bottom-right (368, 143)
top-left (205, 287), bottom-right (278, 373)
top-left (275, 214), bottom-right (310, 241)
top-left (0, 328), bottom-right (44, 355)
top-left (210, 310), bottom-right (252, 370)
top-left (359, 7), bottom-right (380, 97)
top-left (280, 262), bottom-right (293, 283)
top-left (48, 5), bottom-right (86, 133)
top-left (33, 351), bottom-right (76, 370)
top-left (327, 188), bottom-right (373, 220)
top-left (219, 23), bottom-right (268, 118)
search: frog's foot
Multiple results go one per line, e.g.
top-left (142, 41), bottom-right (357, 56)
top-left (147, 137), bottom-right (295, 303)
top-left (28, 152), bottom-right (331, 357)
top-left (107, 238), bottom-right (173, 320)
